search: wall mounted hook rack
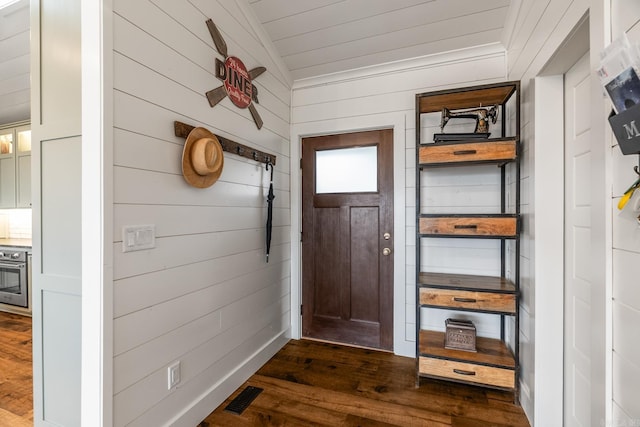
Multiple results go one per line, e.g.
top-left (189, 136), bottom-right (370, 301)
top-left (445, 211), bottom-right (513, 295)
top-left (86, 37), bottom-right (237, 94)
top-left (174, 121), bottom-right (276, 166)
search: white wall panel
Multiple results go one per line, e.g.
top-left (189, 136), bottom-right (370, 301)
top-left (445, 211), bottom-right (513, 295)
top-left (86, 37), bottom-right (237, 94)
top-left (292, 50), bottom-right (508, 361)
top-left (614, 41), bottom-right (640, 425)
top-left (41, 291), bottom-right (81, 427)
top-left (31, 0), bottom-right (84, 424)
top-left (41, 137), bottom-right (81, 277)
top-left (503, 1), bottom-right (606, 424)
top-left (612, 352), bottom-right (640, 420)
top-left (40, 0), bottom-right (81, 126)
top-left (110, 0), bottom-right (292, 424)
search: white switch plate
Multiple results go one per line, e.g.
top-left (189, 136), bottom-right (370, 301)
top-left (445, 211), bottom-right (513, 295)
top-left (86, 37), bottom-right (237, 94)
top-left (122, 225), bottom-right (156, 252)
top-left (167, 361), bottom-right (181, 390)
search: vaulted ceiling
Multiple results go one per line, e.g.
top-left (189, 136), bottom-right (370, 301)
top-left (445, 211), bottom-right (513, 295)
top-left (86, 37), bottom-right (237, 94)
top-left (0, 0), bottom-right (515, 125)
top-left (247, 0), bottom-right (514, 81)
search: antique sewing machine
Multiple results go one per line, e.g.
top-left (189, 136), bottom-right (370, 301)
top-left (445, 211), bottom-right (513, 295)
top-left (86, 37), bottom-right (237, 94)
top-left (439, 104), bottom-right (499, 135)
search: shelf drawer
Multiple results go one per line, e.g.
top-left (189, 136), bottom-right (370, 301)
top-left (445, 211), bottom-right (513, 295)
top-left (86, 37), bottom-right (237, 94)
top-left (419, 357), bottom-right (515, 389)
top-left (419, 216), bottom-right (517, 237)
top-left (419, 140), bottom-right (516, 165)
top-left (420, 288), bottom-right (516, 314)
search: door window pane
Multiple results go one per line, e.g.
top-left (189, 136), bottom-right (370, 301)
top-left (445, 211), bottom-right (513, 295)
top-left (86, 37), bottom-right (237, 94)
top-left (316, 146), bottom-right (377, 193)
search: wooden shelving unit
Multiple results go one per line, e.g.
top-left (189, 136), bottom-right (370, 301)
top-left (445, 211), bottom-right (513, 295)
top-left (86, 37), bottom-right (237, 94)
top-left (415, 81), bottom-right (521, 399)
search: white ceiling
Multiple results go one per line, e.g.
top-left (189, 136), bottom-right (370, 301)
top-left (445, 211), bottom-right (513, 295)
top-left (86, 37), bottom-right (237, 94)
top-left (0, 0), bottom-right (516, 125)
top-left (0, 0), bottom-right (29, 126)
top-left (248, 0), bottom-right (514, 81)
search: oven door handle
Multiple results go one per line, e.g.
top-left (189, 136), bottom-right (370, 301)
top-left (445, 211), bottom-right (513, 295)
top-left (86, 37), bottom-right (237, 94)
top-left (0, 262), bottom-right (26, 269)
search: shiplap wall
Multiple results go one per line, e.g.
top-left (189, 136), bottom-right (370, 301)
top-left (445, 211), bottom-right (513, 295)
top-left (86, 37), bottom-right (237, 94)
top-left (611, 1), bottom-right (640, 424)
top-left (111, 0), bottom-right (291, 425)
top-left (505, 0), bottom-right (610, 424)
top-left (291, 45), bottom-right (510, 358)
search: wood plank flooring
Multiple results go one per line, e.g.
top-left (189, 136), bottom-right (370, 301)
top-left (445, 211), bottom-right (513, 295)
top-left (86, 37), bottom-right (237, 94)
top-left (0, 311), bottom-right (33, 427)
top-left (200, 339), bottom-right (530, 426)
top-left (0, 312), bottom-right (531, 426)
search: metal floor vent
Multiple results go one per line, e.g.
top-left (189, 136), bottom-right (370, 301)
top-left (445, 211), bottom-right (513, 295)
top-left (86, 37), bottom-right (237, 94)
top-left (224, 386), bottom-right (263, 415)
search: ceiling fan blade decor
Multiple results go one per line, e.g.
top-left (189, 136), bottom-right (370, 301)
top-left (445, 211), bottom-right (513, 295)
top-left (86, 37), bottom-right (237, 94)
top-left (206, 19), bottom-right (228, 58)
top-left (205, 86), bottom-right (228, 108)
top-left (248, 104), bottom-right (263, 129)
top-left (249, 67), bottom-right (267, 80)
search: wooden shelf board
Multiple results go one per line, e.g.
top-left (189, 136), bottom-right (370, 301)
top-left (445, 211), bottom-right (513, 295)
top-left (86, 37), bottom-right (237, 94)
top-left (418, 330), bottom-right (515, 369)
top-left (418, 272), bottom-right (515, 293)
top-left (418, 83), bottom-right (518, 114)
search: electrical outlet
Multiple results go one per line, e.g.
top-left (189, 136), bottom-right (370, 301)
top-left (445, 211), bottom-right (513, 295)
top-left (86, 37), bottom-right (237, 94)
top-left (167, 361), bottom-right (181, 390)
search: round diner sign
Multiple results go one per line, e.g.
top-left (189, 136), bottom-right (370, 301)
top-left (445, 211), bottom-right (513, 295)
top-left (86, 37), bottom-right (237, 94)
top-left (224, 56), bottom-right (252, 109)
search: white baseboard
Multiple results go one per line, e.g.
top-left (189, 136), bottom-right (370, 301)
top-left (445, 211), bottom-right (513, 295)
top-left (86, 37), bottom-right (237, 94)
top-left (170, 331), bottom-right (289, 427)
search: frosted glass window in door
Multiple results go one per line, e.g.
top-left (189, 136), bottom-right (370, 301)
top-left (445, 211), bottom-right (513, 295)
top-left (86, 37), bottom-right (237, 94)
top-left (316, 146), bottom-right (377, 193)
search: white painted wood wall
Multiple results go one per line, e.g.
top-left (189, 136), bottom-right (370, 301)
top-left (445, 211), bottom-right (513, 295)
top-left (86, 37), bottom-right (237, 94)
top-left (611, 1), bottom-right (640, 424)
top-left (31, 0), bottom-right (82, 425)
top-left (110, 0), bottom-right (292, 425)
top-left (505, 0), bottom-right (615, 425)
top-left (290, 45), bottom-right (512, 365)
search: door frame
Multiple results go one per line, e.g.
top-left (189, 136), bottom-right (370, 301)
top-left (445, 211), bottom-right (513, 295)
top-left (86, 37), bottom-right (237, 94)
top-left (532, 12), bottom-right (612, 426)
top-left (290, 112), bottom-right (411, 357)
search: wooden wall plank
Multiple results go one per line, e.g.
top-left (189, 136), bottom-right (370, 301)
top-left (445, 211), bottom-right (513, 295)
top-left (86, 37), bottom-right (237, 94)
top-left (293, 55), bottom-right (505, 111)
top-left (113, 226), bottom-right (290, 279)
top-left (612, 352), bottom-right (640, 420)
top-left (113, 247), bottom-right (290, 318)
top-left (612, 249), bottom-right (640, 310)
top-left (113, 296), bottom-right (289, 426)
top-left (112, 91), bottom-right (291, 174)
top-left (612, 301), bottom-right (640, 373)
top-left (110, 0), bottom-right (292, 424)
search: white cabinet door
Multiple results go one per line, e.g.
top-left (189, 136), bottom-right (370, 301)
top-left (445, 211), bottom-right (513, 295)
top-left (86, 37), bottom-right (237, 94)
top-left (0, 156), bottom-right (16, 208)
top-left (16, 126), bottom-right (31, 208)
top-left (0, 129), bottom-right (16, 208)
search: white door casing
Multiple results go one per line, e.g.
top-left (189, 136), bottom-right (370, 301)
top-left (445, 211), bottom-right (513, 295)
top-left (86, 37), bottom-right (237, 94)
top-left (564, 52), bottom-right (593, 427)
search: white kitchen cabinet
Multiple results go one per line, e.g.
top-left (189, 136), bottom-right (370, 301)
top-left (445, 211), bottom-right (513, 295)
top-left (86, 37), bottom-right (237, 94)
top-left (0, 123), bottom-right (31, 208)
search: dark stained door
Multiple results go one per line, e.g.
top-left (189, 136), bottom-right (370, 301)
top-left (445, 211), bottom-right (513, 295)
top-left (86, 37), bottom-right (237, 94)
top-left (302, 129), bottom-right (394, 351)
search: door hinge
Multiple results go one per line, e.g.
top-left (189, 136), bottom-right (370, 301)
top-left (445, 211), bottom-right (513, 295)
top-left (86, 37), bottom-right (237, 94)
top-left (300, 304), bottom-right (303, 316)
top-left (300, 231), bottom-right (303, 242)
top-left (300, 158), bottom-right (303, 169)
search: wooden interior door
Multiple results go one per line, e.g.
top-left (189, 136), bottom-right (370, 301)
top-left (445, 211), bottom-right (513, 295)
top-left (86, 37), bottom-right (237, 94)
top-left (302, 129), bottom-right (393, 350)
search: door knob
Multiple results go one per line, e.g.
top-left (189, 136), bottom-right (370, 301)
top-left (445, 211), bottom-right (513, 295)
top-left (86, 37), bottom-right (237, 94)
top-left (382, 248), bottom-right (391, 256)
top-left (383, 232), bottom-right (391, 240)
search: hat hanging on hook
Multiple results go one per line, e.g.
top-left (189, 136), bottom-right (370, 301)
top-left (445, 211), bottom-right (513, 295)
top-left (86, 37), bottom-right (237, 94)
top-left (181, 127), bottom-right (224, 188)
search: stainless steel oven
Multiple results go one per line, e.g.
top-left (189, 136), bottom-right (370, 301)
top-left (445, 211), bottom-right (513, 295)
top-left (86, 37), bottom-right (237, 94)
top-left (0, 248), bottom-right (28, 308)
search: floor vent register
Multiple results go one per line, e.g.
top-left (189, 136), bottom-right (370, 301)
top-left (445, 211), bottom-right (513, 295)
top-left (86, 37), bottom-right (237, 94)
top-left (224, 386), bottom-right (264, 415)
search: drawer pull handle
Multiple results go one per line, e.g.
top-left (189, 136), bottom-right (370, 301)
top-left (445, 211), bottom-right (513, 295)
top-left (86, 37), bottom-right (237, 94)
top-left (454, 224), bottom-right (478, 229)
top-left (453, 297), bottom-right (477, 303)
top-left (453, 150), bottom-right (477, 155)
top-left (453, 369), bottom-right (476, 376)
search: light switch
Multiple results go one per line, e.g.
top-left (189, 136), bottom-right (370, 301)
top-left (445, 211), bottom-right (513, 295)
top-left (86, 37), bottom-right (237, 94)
top-left (122, 225), bottom-right (156, 252)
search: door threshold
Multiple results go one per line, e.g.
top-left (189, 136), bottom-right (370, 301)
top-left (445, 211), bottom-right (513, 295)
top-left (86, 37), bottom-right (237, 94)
top-left (300, 336), bottom-right (393, 353)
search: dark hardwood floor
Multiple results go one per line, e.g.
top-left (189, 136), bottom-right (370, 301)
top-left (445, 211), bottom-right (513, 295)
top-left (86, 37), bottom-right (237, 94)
top-left (0, 311), bottom-right (32, 427)
top-left (0, 312), bottom-right (531, 426)
top-left (200, 339), bottom-right (530, 426)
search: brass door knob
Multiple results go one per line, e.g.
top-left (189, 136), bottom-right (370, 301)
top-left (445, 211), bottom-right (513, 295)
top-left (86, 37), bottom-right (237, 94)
top-left (382, 248), bottom-right (391, 256)
top-left (383, 232), bottom-right (391, 240)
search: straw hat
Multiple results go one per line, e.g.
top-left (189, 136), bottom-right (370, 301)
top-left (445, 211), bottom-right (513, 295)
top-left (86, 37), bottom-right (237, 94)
top-left (182, 127), bottom-right (224, 188)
